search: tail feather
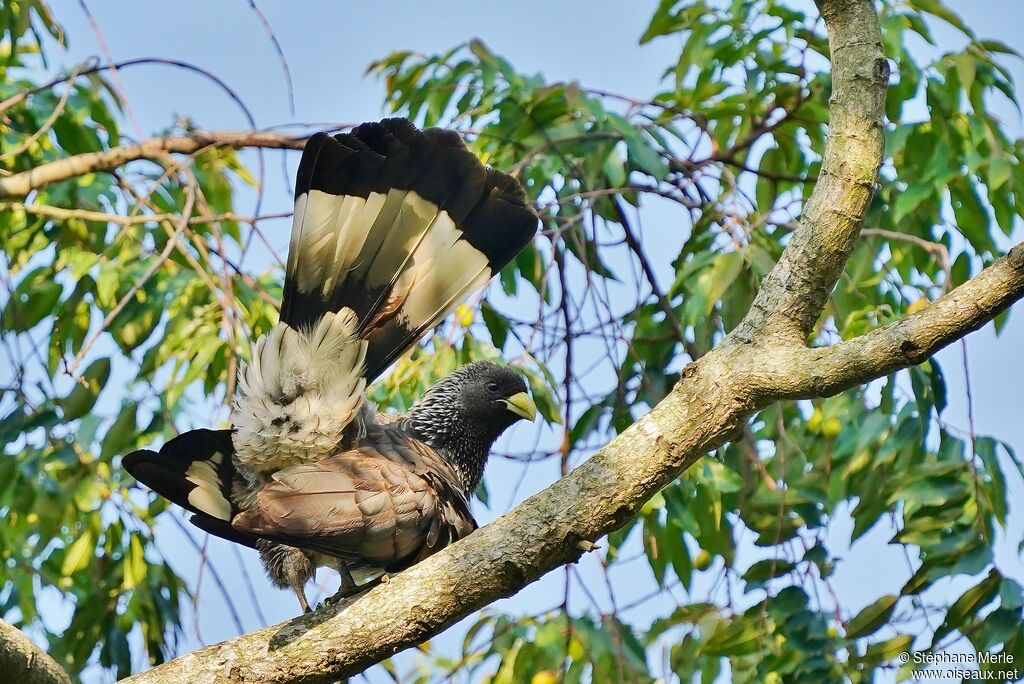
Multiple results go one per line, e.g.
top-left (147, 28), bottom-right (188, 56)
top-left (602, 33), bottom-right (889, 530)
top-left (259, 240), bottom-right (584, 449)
top-left (122, 429), bottom-right (258, 548)
top-left (282, 118), bottom-right (538, 381)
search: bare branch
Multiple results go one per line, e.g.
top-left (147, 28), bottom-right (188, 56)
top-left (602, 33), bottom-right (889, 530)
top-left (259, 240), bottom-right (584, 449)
top-left (730, 0), bottom-right (888, 344)
top-left (1, 201), bottom-right (291, 227)
top-left (0, 131), bottom-right (305, 199)
top-left (861, 227), bottom-right (952, 289)
top-left (762, 242), bottom-right (1024, 399)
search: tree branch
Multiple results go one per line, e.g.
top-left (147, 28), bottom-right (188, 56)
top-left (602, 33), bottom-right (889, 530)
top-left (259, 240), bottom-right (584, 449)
top-left (0, 619), bottom-right (71, 684)
top-left (613, 196), bottom-right (686, 343)
top-left (0, 200), bottom-right (291, 226)
top-left (121, 240), bottom-right (1024, 684)
top-left (762, 242), bottom-right (1024, 399)
top-left (102, 1), bottom-right (1024, 681)
top-left (117, 1), bottom-right (913, 682)
top-left (122, 336), bottom-right (759, 684)
top-left (0, 131), bottom-right (306, 199)
top-left (731, 0), bottom-right (888, 344)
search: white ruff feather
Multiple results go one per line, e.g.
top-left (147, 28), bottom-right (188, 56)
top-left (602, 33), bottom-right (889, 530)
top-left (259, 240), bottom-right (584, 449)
top-left (231, 309), bottom-right (367, 472)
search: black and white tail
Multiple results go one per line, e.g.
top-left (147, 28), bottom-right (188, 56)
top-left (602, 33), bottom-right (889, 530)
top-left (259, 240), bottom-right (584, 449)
top-left (229, 118), bottom-right (537, 473)
top-left (283, 118), bottom-right (538, 379)
top-left (122, 429), bottom-right (257, 547)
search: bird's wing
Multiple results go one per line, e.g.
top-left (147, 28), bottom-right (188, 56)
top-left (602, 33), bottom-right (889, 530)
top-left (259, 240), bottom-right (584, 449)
top-left (231, 118), bottom-right (536, 473)
top-left (231, 430), bottom-right (475, 569)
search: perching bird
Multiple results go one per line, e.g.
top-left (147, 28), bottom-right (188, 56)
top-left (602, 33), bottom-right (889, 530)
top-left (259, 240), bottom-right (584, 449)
top-left (123, 118), bottom-right (539, 612)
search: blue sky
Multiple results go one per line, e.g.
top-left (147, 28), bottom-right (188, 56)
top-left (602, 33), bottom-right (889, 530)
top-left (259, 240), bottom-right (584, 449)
top-left (30, 1), bottom-right (1024, 681)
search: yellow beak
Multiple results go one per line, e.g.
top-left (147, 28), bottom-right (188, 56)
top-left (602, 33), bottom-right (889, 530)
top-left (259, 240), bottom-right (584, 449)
top-left (503, 391), bottom-right (537, 421)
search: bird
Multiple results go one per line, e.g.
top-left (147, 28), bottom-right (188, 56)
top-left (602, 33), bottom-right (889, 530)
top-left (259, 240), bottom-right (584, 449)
top-left (123, 118), bottom-right (539, 613)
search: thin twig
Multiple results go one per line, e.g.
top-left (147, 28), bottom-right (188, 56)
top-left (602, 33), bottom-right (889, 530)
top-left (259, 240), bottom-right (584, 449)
top-left (65, 176), bottom-right (196, 377)
top-left (246, 0), bottom-right (296, 116)
top-left (0, 62), bottom-right (84, 162)
top-left (76, 0), bottom-right (143, 136)
top-left (1, 201), bottom-right (291, 227)
top-left (613, 197), bottom-right (686, 343)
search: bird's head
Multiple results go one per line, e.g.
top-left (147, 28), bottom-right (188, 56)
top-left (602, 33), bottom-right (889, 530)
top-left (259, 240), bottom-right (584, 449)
top-left (453, 361), bottom-right (537, 426)
top-left (407, 361), bottom-right (537, 490)
top-left (412, 360), bottom-right (536, 434)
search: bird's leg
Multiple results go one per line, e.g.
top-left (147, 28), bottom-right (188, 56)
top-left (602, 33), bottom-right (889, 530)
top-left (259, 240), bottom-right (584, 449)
top-left (338, 564), bottom-right (357, 594)
top-left (326, 563), bottom-right (359, 603)
top-left (293, 585), bottom-right (312, 614)
top-left (256, 541), bottom-right (314, 615)
top-left (323, 563), bottom-right (364, 606)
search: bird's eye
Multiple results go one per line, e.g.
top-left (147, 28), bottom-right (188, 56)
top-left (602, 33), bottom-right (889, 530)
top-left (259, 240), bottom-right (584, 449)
top-left (487, 381), bottom-right (500, 393)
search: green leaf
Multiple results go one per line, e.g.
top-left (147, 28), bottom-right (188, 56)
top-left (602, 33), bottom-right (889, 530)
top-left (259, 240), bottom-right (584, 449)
top-left (931, 569), bottom-right (1002, 647)
top-left (122, 534), bottom-right (146, 591)
top-left (949, 178), bottom-right (994, 254)
top-left (907, 0), bottom-right (971, 35)
top-left (96, 266), bottom-right (120, 308)
top-left (999, 578), bottom-right (1023, 611)
top-left (1, 267), bottom-right (62, 332)
top-left (683, 251), bottom-right (743, 325)
top-left (569, 404), bottom-right (603, 450)
top-left (60, 357), bottom-right (112, 421)
top-left (976, 437), bottom-right (1009, 524)
top-left (740, 558), bottom-right (794, 592)
top-left (892, 183), bottom-right (933, 223)
top-left (954, 54), bottom-right (976, 95)
top-left (989, 157), bottom-right (1012, 191)
top-left (845, 595), bottom-right (898, 640)
top-left (61, 528), bottom-right (96, 578)
top-left (702, 617), bottom-right (763, 657)
top-left (859, 634), bottom-right (914, 664)
top-left (101, 403), bottom-right (138, 460)
top-left (480, 301), bottom-right (509, 350)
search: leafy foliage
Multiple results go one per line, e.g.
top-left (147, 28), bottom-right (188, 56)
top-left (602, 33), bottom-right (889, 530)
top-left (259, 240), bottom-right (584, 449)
top-left (0, 3), bottom-right (559, 678)
top-left (367, 0), bottom-right (1024, 681)
top-left (1, 0), bottom-right (1023, 681)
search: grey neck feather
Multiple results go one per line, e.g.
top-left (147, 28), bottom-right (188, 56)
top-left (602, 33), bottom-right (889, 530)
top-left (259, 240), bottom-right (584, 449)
top-left (405, 370), bottom-right (502, 496)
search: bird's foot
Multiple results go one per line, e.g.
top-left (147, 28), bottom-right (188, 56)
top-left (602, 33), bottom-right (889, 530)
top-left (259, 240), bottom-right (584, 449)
top-left (314, 572), bottom-right (392, 610)
top-left (331, 583), bottom-right (363, 602)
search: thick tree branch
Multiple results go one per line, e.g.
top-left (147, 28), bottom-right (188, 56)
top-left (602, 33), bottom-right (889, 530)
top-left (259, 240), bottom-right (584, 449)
top-left (762, 242), bottom-right (1024, 399)
top-left (119, 1), bottom-right (910, 682)
top-left (0, 619), bottom-right (71, 684)
top-left (88, 0), bottom-right (1024, 680)
top-left (731, 0), bottom-right (888, 344)
top-left (118, 241), bottom-right (1024, 684)
top-left (123, 339), bottom-right (759, 684)
top-left (0, 131), bottom-right (306, 199)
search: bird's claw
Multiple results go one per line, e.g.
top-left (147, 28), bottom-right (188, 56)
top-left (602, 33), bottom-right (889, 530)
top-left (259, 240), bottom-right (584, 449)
top-left (313, 573), bottom-right (392, 610)
top-left (323, 584), bottom-right (361, 607)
